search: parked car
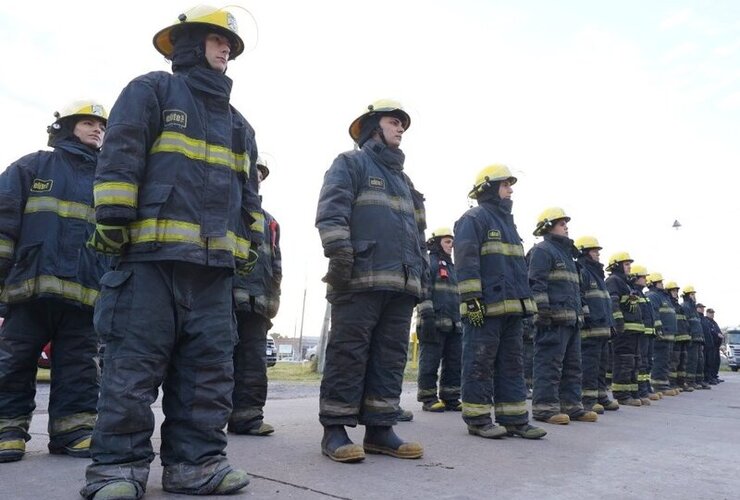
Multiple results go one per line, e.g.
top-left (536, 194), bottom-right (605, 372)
top-left (725, 328), bottom-right (740, 372)
top-left (266, 337), bottom-right (277, 367)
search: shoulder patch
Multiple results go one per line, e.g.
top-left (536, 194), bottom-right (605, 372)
top-left (487, 229), bottom-right (501, 240)
top-left (163, 109), bottom-right (188, 128)
top-left (369, 177), bottom-right (385, 189)
top-left (31, 179), bottom-right (53, 192)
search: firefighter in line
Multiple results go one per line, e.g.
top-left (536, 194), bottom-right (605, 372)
top-left (82, 6), bottom-right (262, 499)
top-left (629, 264), bottom-right (661, 404)
top-left (0, 101), bottom-right (108, 463)
top-left (315, 99), bottom-right (427, 463)
top-left (529, 208), bottom-right (597, 425)
top-left (575, 236), bottom-right (619, 414)
top-left (646, 273), bottom-right (678, 396)
top-left (605, 252), bottom-right (643, 407)
top-left (666, 282), bottom-right (691, 393)
top-left (416, 227), bottom-right (463, 413)
top-left (703, 307), bottom-right (724, 384)
top-left (455, 164), bottom-right (545, 439)
top-left (681, 285), bottom-right (710, 390)
top-left (229, 158), bottom-right (283, 436)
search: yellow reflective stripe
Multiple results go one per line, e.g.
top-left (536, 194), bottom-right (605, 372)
top-left (94, 182), bottom-right (138, 208)
top-left (433, 282), bottom-right (459, 294)
top-left (675, 334), bottom-right (691, 341)
top-left (458, 279), bottom-right (482, 295)
top-left (480, 241), bottom-right (524, 257)
top-left (676, 314), bottom-right (686, 320)
top-left (548, 270), bottom-right (579, 283)
top-left (417, 300), bottom-right (433, 315)
top-left (363, 396), bottom-right (399, 410)
top-left (249, 211), bottom-right (265, 233)
top-left (462, 402), bottom-right (492, 417)
top-left (581, 327), bottom-right (611, 338)
top-left (49, 412), bottom-right (96, 435)
top-left (624, 322), bottom-right (644, 332)
top-left (354, 190), bottom-right (414, 215)
top-left (637, 373), bottom-right (650, 382)
top-left (0, 275), bottom-right (98, 306)
top-left (611, 383), bottom-right (636, 391)
top-left (0, 238), bottom-right (13, 259)
top-left (551, 309), bottom-right (577, 322)
top-left (659, 306), bottom-right (674, 313)
top-left (460, 298), bottom-right (537, 317)
top-left (644, 327), bottom-right (655, 335)
top-left (613, 311), bottom-right (624, 319)
top-left (337, 271), bottom-right (421, 293)
top-left (414, 209), bottom-right (426, 227)
top-left (129, 219), bottom-right (250, 259)
top-left (584, 289), bottom-right (610, 300)
top-left (318, 226), bottom-right (350, 246)
top-left (150, 131), bottom-right (248, 173)
top-left (24, 196), bottom-right (94, 222)
top-left (533, 292), bottom-right (549, 307)
top-left (582, 389), bottom-right (599, 397)
top-left (654, 320), bottom-right (663, 327)
top-left (493, 401), bottom-right (527, 416)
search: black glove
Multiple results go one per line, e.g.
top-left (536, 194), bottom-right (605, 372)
top-left (417, 313), bottom-right (436, 342)
top-left (87, 225), bottom-right (129, 256)
top-left (235, 248), bottom-right (260, 277)
top-left (322, 250), bottom-right (353, 289)
top-left (465, 298), bottom-right (486, 327)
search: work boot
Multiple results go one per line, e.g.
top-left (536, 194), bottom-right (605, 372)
top-left (0, 431), bottom-right (26, 463)
top-left (49, 432), bottom-right (92, 458)
top-left (505, 424), bottom-right (547, 439)
top-left (699, 381), bottom-right (712, 390)
top-left (648, 392), bottom-right (661, 401)
top-left (321, 425), bottom-right (365, 463)
top-left (639, 398), bottom-right (652, 406)
top-left (213, 469), bottom-right (251, 495)
top-left (422, 400), bottom-right (445, 412)
top-left (535, 413), bottom-right (570, 425)
top-left (397, 408), bottom-right (414, 422)
top-left (661, 389), bottom-right (678, 396)
top-left (444, 400), bottom-right (462, 411)
top-left (467, 423), bottom-right (507, 439)
top-left (573, 411), bottom-right (598, 423)
top-left (363, 426), bottom-right (423, 459)
top-left (92, 481), bottom-right (140, 500)
top-left (618, 398), bottom-right (642, 407)
top-left (602, 400), bottom-right (620, 411)
top-left (682, 384), bottom-right (694, 393)
top-left (591, 403), bottom-right (605, 414)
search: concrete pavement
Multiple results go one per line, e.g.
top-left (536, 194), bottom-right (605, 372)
top-left (2, 374), bottom-right (739, 499)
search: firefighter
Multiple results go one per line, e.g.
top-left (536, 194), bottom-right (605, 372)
top-left (605, 252), bottom-right (643, 407)
top-left (575, 236), bottom-right (619, 414)
top-left (82, 6), bottom-right (261, 499)
top-left (416, 227), bottom-right (463, 412)
top-left (629, 264), bottom-right (660, 404)
top-left (315, 98), bottom-right (426, 462)
top-left (697, 303), bottom-right (715, 385)
top-left (666, 282), bottom-right (691, 393)
top-left (704, 308), bottom-right (724, 383)
top-left (229, 158), bottom-right (282, 436)
top-left (455, 165), bottom-right (545, 439)
top-left (681, 285), bottom-right (710, 390)
top-left (529, 208), bottom-right (597, 425)
top-left (0, 101), bottom-right (108, 463)
top-left (645, 273), bottom-right (678, 396)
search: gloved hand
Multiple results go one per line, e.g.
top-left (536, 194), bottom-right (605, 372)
top-left (465, 298), bottom-right (486, 327)
top-left (417, 313), bottom-right (436, 342)
top-left (626, 293), bottom-right (640, 313)
top-left (235, 248), bottom-right (260, 277)
top-left (534, 310), bottom-right (552, 328)
top-left (322, 249), bottom-right (353, 289)
top-left (87, 225), bottom-right (129, 256)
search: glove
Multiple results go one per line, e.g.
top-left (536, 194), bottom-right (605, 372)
top-left (626, 293), bottom-right (640, 313)
top-left (322, 249), bottom-right (353, 289)
top-left (534, 310), bottom-right (552, 328)
top-left (417, 313), bottom-right (436, 342)
top-left (235, 248), bottom-right (260, 277)
top-left (87, 225), bottom-right (129, 256)
top-left (465, 298), bottom-right (486, 327)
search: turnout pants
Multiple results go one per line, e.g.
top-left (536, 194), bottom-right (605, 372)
top-left (230, 310), bottom-right (270, 432)
top-left (83, 262), bottom-right (237, 499)
top-left (611, 332), bottom-right (639, 401)
top-left (417, 328), bottom-right (462, 404)
top-left (637, 333), bottom-right (651, 398)
top-left (671, 341), bottom-right (689, 388)
top-left (0, 299), bottom-right (98, 451)
top-left (686, 342), bottom-right (699, 385)
top-left (532, 324), bottom-right (584, 419)
top-left (319, 291), bottom-right (414, 427)
top-left (461, 315), bottom-right (529, 427)
top-left (651, 338), bottom-right (673, 392)
top-left (580, 335), bottom-right (609, 410)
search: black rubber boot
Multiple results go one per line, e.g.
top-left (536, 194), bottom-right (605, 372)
top-left (363, 426), bottom-right (423, 459)
top-left (321, 425), bottom-right (365, 463)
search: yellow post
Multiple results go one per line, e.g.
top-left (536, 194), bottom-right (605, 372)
top-left (410, 331), bottom-right (419, 368)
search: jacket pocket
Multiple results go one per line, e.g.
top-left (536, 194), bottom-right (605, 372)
top-left (351, 239), bottom-right (376, 270)
top-left (94, 269), bottom-right (133, 342)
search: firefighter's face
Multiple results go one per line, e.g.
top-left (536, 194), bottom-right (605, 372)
top-left (588, 248), bottom-right (600, 262)
top-left (440, 236), bottom-right (453, 256)
top-left (551, 219), bottom-right (568, 237)
top-left (498, 180), bottom-right (513, 199)
top-left (377, 116), bottom-right (405, 148)
top-left (205, 33), bottom-right (231, 72)
top-left (73, 118), bottom-right (106, 149)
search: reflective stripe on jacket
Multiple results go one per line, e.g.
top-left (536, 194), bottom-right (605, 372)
top-left (578, 256), bottom-right (613, 338)
top-left (528, 234), bottom-right (580, 325)
top-left (647, 287), bottom-right (676, 341)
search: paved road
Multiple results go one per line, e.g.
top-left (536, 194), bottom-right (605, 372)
top-left (3, 374), bottom-right (739, 499)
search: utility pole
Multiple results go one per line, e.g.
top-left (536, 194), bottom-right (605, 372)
top-left (297, 287), bottom-right (307, 360)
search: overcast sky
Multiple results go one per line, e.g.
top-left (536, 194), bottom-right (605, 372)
top-left (2, 1), bottom-right (739, 336)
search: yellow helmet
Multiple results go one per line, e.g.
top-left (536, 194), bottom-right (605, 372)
top-left (682, 284), bottom-right (696, 294)
top-left (53, 100), bottom-right (108, 123)
top-left (430, 227), bottom-right (453, 239)
top-left (348, 99), bottom-right (411, 144)
top-left (608, 251), bottom-right (633, 268)
top-left (153, 5), bottom-right (245, 59)
top-left (256, 156), bottom-right (269, 180)
top-left (646, 272), bottom-right (664, 285)
top-left (533, 207), bottom-right (570, 236)
top-left (468, 164), bottom-right (517, 199)
top-left (664, 281), bottom-right (679, 291)
top-left (574, 235), bottom-right (601, 251)
top-left (630, 264), bottom-right (648, 277)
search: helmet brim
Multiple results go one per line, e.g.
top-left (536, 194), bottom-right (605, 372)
top-left (349, 108), bottom-right (411, 143)
top-left (153, 23), bottom-right (245, 60)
